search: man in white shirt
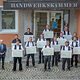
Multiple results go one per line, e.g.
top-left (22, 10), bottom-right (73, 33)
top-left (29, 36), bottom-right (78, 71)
top-left (37, 34), bottom-right (46, 64)
top-left (12, 40), bottom-right (24, 71)
top-left (70, 37), bottom-right (79, 68)
top-left (42, 40), bottom-right (52, 72)
top-left (61, 41), bottom-right (71, 71)
top-left (62, 26), bottom-right (71, 35)
top-left (25, 37), bottom-right (36, 68)
top-left (51, 37), bottom-right (59, 67)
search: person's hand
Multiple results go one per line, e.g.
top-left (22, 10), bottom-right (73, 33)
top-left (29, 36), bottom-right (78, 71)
top-left (0, 53), bottom-right (4, 55)
top-left (71, 46), bottom-right (73, 49)
top-left (59, 52), bottom-right (61, 55)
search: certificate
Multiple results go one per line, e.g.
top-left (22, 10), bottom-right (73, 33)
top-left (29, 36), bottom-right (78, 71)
top-left (63, 35), bottom-right (72, 41)
top-left (37, 41), bottom-right (46, 48)
top-left (73, 47), bottom-right (80, 55)
top-left (44, 31), bottom-right (54, 38)
top-left (61, 50), bottom-right (72, 58)
top-left (26, 46), bottom-right (36, 54)
top-left (52, 45), bottom-right (60, 52)
top-left (12, 50), bottom-right (23, 57)
top-left (57, 39), bottom-right (66, 46)
top-left (43, 48), bottom-right (54, 56)
top-left (24, 35), bottom-right (34, 42)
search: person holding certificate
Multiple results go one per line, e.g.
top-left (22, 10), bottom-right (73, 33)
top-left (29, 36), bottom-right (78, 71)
top-left (25, 37), bottom-right (36, 68)
top-left (37, 34), bottom-right (46, 64)
top-left (12, 34), bottom-right (21, 43)
top-left (70, 37), bottom-right (79, 68)
top-left (12, 40), bottom-right (24, 71)
top-left (61, 41), bottom-right (71, 71)
top-left (0, 40), bottom-right (6, 70)
top-left (57, 32), bottom-right (64, 39)
top-left (72, 32), bottom-right (79, 43)
top-left (51, 37), bottom-right (59, 67)
top-left (41, 40), bottom-right (52, 72)
top-left (62, 26), bottom-right (71, 35)
top-left (24, 28), bottom-right (33, 35)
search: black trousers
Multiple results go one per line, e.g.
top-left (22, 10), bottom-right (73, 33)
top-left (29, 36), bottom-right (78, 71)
top-left (0, 57), bottom-right (5, 68)
top-left (39, 49), bottom-right (44, 63)
top-left (52, 52), bottom-right (59, 66)
top-left (71, 55), bottom-right (78, 67)
top-left (44, 56), bottom-right (50, 70)
top-left (26, 54), bottom-right (35, 67)
top-left (62, 58), bottom-right (70, 70)
top-left (13, 57), bottom-right (22, 71)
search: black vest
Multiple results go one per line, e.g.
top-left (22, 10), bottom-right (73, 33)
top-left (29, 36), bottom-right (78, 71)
top-left (72, 37), bottom-right (78, 40)
top-left (59, 37), bottom-right (64, 39)
top-left (14, 45), bottom-right (21, 50)
top-left (45, 29), bottom-right (51, 31)
top-left (64, 31), bottom-right (70, 35)
top-left (27, 41), bottom-right (34, 47)
top-left (53, 41), bottom-right (58, 45)
top-left (45, 45), bottom-right (51, 48)
top-left (63, 46), bottom-right (70, 50)
top-left (72, 42), bottom-right (78, 47)
top-left (39, 38), bottom-right (45, 41)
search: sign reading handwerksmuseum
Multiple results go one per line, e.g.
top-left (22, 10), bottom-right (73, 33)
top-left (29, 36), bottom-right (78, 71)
top-left (3, 0), bottom-right (80, 10)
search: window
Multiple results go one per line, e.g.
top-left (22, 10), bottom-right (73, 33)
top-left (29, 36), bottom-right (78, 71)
top-left (0, 8), bottom-right (18, 33)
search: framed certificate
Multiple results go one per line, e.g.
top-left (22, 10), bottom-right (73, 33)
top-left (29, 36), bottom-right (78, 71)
top-left (63, 35), bottom-right (72, 41)
top-left (73, 47), bottom-right (80, 55)
top-left (43, 48), bottom-right (54, 56)
top-left (24, 35), bottom-right (34, 42)
top-left (57, 39), bottom-right (66, 46)
top-left (61, 50), bottom-right (72, 58)
top-left (26, 46), bottom-right (36, 54)
top-left (12, 50), bottom-right (23, 57)
top-left (52, 45), bottom-right (60, 52)
top-left (37, 41), bottom-right (46, 48)
top-left (44, 31), bottom-right (54, 38)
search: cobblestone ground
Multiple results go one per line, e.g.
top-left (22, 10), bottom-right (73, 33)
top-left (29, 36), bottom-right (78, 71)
top-left (0, 61), bottom-right (80, 80)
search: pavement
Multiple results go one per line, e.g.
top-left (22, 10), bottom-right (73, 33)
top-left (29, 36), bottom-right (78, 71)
top-left (0, 60), bottom-right (80, 80)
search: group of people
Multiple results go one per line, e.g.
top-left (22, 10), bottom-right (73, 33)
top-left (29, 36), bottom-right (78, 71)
top-left (0, 24), bottom-right (80, 72)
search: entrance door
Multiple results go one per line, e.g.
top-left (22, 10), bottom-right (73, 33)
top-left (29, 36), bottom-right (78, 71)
top-left (34, 11), bottom-right (63, 39)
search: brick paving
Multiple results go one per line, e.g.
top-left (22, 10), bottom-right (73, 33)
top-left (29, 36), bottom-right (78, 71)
top-left (0, 61), bottom-right (80, 80)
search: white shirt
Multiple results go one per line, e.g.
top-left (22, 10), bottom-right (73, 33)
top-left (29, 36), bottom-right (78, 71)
top-left (12, 45), bottom-right (24, 50)
top-left (25, 41), bottom-right (35, 47)
top-left (37, 38), bottom-right (46, 43)
top-left (42, 29), bottom-right (51, 34)
top-left (41, 45), bottom-right (52, 52)
top-left (70, 41), bottom-right (79, 47)
top-left (51, 41), bottom-right (58, 47)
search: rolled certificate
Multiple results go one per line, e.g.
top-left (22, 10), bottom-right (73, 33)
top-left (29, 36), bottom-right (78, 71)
top-left (61, 50), bottom-right (72, 58)
top-left (26, 46), bottom-right (36, 54)
top-left (12, 50), bottom-right (23, 57)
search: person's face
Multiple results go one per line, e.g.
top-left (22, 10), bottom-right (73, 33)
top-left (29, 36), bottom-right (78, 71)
top-left (74, 37), bottom-right (77, 41)
top-left (40, 35), bottom-right (43, 39)
top-left (60, 33), bottom-right (63, 37)
top-left (73, 33), bottom-right (77, 37)
top-left (29, 37), bottom-right (32, 42)
top-left (46, 25), bottom-right (49, 29)
top-left (27, 29), bottom-right (30, 33)
top-left (16, 41), bottom-right (19, 45)
top-left (46, 41), bottom-right (50, 46)
top-left (15, 35), bottom-right (18, 39)
top-left (54, 37), bottom-right (57, 41)
top-left (65, 42), bottom-right (69, 46)
top-left (65, 27), bottom-right (68, 31)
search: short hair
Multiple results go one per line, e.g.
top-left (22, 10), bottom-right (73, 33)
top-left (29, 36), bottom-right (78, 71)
top-left (65, 41), bottom-right (69, 44)
top-left (27, 28), bottom-right (30, 30)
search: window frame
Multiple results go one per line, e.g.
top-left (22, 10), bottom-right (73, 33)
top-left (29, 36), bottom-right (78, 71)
top-left (0, 7), bottom-right (18, 34)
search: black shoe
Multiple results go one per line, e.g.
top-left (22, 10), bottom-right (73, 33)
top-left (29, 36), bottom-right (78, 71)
top-left (33, 66), bottom-right (36, 68)
top-left (19, 69), bottom-right (23, 71)
top-left (26, 66), bottom-right (29, 69)
top-left (71, 65), bottom-right (73, 67)
top-left (75, 66), bottom-right (78, 68)
top-left (52, 64), bottom-right (54, 67)
top-left (62, 69), bottom-right (65, 71)
top-left (48, 68), bottom-right (51, 72)
top-left (67, 68), bottom-right (70, 71)
top-left (2, 67), bottom-right (5, 70)
top-left (12, 69), bottom-right (16, 71)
